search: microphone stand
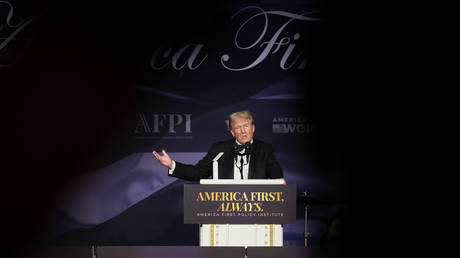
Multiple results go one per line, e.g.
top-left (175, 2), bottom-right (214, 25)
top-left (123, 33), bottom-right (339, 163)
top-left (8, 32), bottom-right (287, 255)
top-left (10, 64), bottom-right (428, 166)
top-left (298, 191), bottom-right (311, 247)
top-left (239, 155), bottom-right (244, 179)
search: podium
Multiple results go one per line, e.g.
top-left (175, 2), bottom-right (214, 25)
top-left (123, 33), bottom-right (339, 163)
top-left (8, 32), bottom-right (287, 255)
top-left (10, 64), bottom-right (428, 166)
top-left (196, 179), bottom-right (287, 247)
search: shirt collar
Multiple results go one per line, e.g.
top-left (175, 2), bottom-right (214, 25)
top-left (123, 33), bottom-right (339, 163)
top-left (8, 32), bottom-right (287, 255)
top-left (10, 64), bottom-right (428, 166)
top-left (235, 139), bottom-right (253, 145)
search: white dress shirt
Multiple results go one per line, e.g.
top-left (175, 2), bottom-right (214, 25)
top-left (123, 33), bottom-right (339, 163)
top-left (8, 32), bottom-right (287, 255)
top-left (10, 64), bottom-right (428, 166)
top-left (233, 139), bottom-right (251, 180)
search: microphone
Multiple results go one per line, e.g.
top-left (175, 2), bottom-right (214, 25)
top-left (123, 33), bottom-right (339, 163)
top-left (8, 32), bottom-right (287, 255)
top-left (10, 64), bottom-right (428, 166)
top-left (243, 141), bottom-right (252, 155)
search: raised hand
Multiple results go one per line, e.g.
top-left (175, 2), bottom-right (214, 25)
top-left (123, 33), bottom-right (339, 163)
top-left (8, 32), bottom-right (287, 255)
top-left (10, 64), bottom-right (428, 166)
top-left (152, 149), bottom-right (173, 169)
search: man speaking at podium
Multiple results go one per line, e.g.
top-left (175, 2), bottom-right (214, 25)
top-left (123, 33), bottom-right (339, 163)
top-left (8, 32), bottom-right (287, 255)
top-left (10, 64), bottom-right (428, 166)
top-left (152, 110), bottom-right (284, 180)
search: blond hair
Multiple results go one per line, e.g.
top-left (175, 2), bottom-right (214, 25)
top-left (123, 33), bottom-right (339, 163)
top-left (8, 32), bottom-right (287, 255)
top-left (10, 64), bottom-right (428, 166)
top-left (229, 110), bottom-right (254, 129)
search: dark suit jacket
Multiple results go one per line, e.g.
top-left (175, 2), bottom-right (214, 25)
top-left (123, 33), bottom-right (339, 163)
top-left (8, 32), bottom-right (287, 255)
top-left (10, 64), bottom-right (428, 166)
top-left (170, 139), bottom-right (283, 181)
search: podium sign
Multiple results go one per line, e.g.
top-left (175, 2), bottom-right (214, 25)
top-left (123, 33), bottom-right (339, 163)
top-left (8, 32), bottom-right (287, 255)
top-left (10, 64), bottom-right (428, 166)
top-left (184, 184), bottom-right (296, 224)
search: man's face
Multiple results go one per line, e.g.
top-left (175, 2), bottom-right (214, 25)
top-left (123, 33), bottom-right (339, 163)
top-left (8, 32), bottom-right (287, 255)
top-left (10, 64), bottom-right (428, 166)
top-left (230, 118), bottom-right (255, 144)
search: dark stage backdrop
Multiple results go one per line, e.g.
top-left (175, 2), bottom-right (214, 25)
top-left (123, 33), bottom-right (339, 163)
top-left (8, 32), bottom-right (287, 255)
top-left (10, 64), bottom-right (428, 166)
top-left (2, 0), bottom-right (350, 255)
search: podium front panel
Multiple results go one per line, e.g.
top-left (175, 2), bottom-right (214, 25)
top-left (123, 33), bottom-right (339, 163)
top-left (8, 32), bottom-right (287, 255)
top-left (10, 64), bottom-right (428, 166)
top-left (200, 224), bottom-right (283, 247)
top-left (198, 179), bottom-right (287, 247)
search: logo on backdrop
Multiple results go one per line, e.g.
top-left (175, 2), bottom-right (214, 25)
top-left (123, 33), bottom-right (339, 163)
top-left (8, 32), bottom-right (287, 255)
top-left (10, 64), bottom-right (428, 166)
top-left (0, 1), bottom-right (41, 67)
top-left (272, 116), bottom-right (311, 134)
top-left (220, 6), bottom-right (324, 71)
top-left (134, 113), bottom-right (192, 139)
top-left (148, 6), bottom-right (326, 72)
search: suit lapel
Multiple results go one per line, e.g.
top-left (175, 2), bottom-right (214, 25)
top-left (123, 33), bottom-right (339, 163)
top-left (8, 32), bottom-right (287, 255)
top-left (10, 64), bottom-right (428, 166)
top-left (248, 141), bottom-right (259, 179)
top-left (218, 142), bottom-right (235, 179)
